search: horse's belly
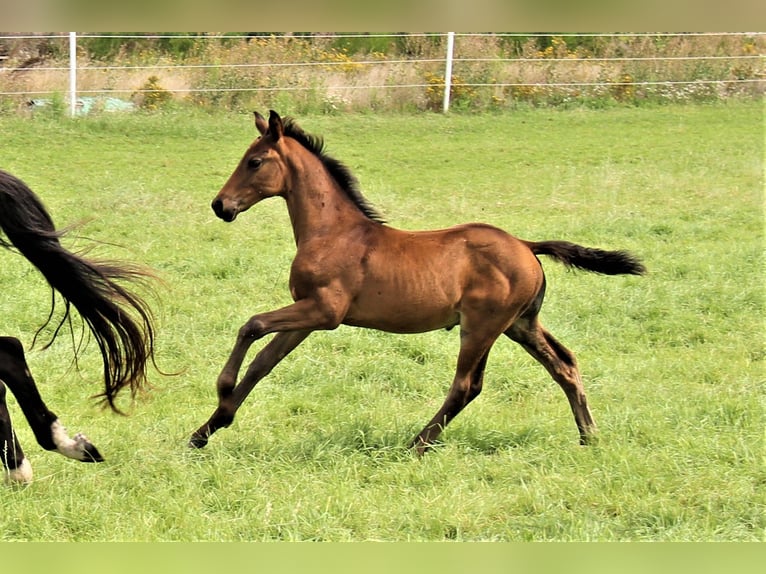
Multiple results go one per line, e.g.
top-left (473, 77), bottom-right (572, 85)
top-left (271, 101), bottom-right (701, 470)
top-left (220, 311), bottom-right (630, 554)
top-left (343, 292), bottom-right (460, 334)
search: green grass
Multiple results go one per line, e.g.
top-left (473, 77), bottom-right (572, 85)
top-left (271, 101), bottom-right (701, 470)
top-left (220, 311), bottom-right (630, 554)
top-left (0, 102), bottom-right (762, 540)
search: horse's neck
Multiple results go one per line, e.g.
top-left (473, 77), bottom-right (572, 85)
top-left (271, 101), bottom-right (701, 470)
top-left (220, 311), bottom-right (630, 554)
top-left (285, 155), bottom-right (365, 245)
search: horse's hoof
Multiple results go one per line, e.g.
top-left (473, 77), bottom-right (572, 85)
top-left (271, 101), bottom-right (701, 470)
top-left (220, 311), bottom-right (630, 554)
top-left (77, 435), bottom-right (104, 462)
top-left (4, 458), bottom-right (33, 485)
top-left (188, 435), bottom-right (208, 449)
top-left (51, 421), bottom-right (104, 462)
top-left (580, 433), bottom-right (599, 447)
top-left (409, 438), bottom-right (431, 457)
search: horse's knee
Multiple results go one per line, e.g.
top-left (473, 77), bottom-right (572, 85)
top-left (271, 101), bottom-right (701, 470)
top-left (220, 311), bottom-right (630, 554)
top-left (444, 378), bottom-right (476, 411)
top-left (239, 317), bottom-right (267, 340)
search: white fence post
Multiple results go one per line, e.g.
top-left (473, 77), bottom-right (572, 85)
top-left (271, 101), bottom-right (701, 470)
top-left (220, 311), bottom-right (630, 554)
top-left (69, 32), bottom-right (77, 117)
top-left (443, 32), bottom-right (454, 113)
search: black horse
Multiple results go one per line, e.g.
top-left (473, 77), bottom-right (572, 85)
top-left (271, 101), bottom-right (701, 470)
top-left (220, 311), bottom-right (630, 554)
top-left (0, 169), bottom-right (158, 484)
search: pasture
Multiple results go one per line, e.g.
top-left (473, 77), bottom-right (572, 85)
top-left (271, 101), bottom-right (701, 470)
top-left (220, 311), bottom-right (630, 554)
top-left (0, 102), bottom-right (762, 541)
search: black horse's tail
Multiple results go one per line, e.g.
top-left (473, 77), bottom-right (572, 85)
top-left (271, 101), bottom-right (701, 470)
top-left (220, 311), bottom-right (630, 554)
top-left (526, 239), bottom-right (646, 276)
top-left (0, 169), bottom-right (158, 411)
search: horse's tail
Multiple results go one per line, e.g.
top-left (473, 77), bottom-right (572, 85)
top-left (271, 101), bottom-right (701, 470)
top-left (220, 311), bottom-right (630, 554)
top-left (0, 169), bottom-right (158, 411)
top-left (525, 239), bottom-right (646, 276)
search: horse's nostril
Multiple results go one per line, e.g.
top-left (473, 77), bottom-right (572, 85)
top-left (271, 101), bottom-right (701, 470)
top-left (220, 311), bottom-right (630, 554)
top-left (211, 198), bottom-right (237, 222)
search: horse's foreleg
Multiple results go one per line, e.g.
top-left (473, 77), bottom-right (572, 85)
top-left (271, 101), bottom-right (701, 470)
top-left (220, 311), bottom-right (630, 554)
top-left (0, 381), bottom-right (33, 484)
top-left (190, 294), bottom-right (346, 449)
top-left (0, 337), bottom-right (103, 468)
top-left (189, 329), bottom-right (311, 448)
top-left (217, 296), bottom-right (343, 400)
top-left (410, 330), bottom-right (494, 456)
top-left (506, 319), bottom-right (597, 445)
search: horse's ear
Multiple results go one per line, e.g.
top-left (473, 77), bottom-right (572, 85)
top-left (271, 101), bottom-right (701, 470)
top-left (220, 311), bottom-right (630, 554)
top-left (254, 111), bottom-right (268, 135)
top-left (268, 110), bottom-right (283, 142)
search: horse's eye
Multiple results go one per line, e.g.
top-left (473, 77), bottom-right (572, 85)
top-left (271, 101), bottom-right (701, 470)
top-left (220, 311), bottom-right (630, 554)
top-left (247, 158), bottom-right (263, 170)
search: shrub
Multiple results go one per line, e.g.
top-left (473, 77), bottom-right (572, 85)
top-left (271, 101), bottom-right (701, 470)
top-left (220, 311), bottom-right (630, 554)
top-left (424, 73), bottom-right (478, 111)
top-left (134, 75), bottom-right (173, 110)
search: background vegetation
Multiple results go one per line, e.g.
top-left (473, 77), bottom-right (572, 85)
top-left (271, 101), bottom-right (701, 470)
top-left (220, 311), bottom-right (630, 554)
top-left (0, 101), bottom-right (762, 540)
top-left (1, 32), bottom-right (763, 114)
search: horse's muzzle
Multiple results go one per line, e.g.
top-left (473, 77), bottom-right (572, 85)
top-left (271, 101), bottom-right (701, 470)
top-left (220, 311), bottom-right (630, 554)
top-left (211, 198), bottom-right (237, 222)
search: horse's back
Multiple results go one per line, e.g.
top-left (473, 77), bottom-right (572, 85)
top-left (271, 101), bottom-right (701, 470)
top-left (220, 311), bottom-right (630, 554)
top-left (415, 222), bottom-right (542, 284)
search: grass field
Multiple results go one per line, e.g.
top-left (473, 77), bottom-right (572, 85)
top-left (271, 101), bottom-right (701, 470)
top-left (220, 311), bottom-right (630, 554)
top-left (0, 101), bottom-right (762, 541)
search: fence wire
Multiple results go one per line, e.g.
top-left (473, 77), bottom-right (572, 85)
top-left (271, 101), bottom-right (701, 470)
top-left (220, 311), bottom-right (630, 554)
top-left (1, 32), bottom-right (763, 112)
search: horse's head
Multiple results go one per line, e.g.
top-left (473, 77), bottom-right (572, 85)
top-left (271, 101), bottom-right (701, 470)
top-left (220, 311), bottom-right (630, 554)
top-left (211, 110), bottom-right (287, 222)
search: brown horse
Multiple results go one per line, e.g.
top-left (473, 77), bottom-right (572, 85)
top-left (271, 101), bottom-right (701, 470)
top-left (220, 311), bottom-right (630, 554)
top-left (190, 110), bottom-right (645, 455)
top-left (1, 169), bottom-right (158, 484)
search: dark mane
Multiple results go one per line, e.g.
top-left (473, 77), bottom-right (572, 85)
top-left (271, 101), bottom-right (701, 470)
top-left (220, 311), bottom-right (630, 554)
top-left (282, 117), bottom-right (387, 224)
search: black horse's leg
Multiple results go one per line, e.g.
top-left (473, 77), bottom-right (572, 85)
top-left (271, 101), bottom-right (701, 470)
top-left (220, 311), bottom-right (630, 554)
top-left (0, 336), bottom-right (103, 466)
top-left (505, 318), bottom-right (597, 445)
top-left (190, 329), bottom-right (311, 448)
top-left (0, 380), bottom-right (33, 484)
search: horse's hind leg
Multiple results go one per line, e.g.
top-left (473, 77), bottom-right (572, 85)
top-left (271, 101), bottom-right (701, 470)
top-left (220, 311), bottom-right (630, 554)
top-left (0, 381), bottom-right (33, 484)
top-left (505, 318), bottom-right (597, 445)
top-left (410, 330), bottom-right (495, 455)
top-left (0, 336), bottom-right (103, 465)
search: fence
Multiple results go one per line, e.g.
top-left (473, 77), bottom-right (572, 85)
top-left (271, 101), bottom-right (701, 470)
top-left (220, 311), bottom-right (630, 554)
top-left (0, 32), bottom-right (763, 115)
